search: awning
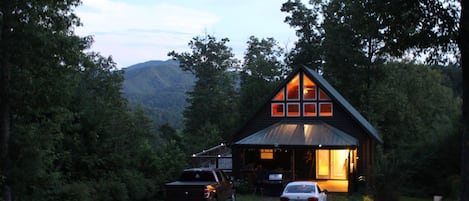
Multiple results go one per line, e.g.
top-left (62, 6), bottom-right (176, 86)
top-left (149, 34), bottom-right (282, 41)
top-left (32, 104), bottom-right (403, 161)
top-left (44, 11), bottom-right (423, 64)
top-left (234, 120), bottom-right (358, 147)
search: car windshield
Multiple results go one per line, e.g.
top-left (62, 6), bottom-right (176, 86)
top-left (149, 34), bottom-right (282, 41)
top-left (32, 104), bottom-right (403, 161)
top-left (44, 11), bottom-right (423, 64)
top-left (285, 184), bottom-right (316, 193)
top-left (178, 171), bottom-right (216, 181)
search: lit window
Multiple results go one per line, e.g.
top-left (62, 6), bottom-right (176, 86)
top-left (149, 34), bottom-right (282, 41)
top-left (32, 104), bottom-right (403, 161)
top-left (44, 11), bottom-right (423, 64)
top-left (304, 103), bottom-right (317, 116)
top-left (319, 103), bottom-right (333, 116)
top-left (271, 103), bottom-right (284, 116)
top-left (287, 74), bottom-right (300, 100)
top-left (271, 72), bottom-right (334, 117)
top-left (287, 103), bottom-right (300, 116)
top-left (260, 149), bottom-right (273, 159)
top-left (273, 88), bottom-right (285, 101)
top-left (319, 89), bottom-right (330, 100)
top-left (303, 74), bottom-right (316, 100)
top-left (316, 149), bottom-right (348, 179)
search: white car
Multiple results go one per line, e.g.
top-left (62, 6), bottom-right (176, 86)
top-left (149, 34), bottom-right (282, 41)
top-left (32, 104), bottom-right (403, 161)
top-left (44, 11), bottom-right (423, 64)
top-left (280, 181), bottom-right (327, 201)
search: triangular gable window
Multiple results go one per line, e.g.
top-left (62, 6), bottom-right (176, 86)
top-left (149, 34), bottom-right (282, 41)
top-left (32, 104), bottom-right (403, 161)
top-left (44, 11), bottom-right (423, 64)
top-left (271, 71), bottom-right (333, 117)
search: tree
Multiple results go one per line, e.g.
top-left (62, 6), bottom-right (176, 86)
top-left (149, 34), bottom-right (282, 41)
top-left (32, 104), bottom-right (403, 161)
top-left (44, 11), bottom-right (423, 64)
top-left (168, 35), bottom-right (239, 154)
top-left (239, 36), bottom-right (288, 122)
top-left (1, 1), bottom-right (180, 200)
top-left (0, 0), bottom-right (83, 199)
top-left (281, 0), bottom-right (324, 69)
top-left (458, 0), bottom-right (468, 199)
top-left (369, 63), bottom-right (462, 199)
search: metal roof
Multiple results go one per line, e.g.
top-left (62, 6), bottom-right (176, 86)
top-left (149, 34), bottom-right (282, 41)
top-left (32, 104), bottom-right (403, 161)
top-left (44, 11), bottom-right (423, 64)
top-left (234, 120), bottom-right (358, 146)
top-left (302, 66), bottom-right (383, 143)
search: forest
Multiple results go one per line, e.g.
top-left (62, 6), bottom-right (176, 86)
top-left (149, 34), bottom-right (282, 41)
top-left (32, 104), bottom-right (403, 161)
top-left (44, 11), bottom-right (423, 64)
top-left (0, 0), bottom-right (467, 201)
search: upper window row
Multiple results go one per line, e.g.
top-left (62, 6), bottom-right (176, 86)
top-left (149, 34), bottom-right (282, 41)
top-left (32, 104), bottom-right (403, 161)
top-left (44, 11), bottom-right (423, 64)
top-left (271, 72), bottom-right (333, 117)
top-left (273, 74), bottom-right (331, 101)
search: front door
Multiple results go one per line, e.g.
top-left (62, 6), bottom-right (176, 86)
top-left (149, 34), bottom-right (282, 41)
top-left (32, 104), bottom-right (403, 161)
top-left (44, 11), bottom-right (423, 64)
top-left (316, 149), bottom-right (348, 180)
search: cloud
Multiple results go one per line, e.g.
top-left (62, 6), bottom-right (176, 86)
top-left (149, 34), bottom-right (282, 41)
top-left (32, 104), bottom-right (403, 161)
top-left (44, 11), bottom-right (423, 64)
top-left (75, 0), bottom-right (219, 67)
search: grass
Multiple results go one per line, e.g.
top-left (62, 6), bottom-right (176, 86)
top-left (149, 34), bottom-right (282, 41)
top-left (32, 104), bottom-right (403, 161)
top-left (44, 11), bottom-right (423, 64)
top-left (236, 193), bottom-right (430, 201)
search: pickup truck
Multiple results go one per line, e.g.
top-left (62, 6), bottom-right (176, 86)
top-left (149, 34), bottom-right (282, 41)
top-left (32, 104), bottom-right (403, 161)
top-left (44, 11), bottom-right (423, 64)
top-left (164, 168), bottom-right (236, 201)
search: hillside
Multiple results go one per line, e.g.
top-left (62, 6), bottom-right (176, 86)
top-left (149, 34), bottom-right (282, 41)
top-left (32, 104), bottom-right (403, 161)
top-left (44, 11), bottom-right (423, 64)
top-left (122, 59), bottom-right (195, 128)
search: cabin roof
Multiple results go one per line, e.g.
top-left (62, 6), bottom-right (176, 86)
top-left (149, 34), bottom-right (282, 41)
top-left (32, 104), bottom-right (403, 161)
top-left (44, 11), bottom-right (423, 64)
top-left (234, 120), bottom-right (358, 147)
top-left (302, 66), bottom-right (382, 143)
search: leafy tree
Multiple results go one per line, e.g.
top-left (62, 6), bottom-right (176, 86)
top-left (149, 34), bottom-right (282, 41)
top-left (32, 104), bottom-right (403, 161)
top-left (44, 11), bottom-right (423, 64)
top-left (168, 35), bottom-right (239, 154)
top-left (320, 0), bottom-right (381, 113)
top-left (281, 0), bottom-right (324, 69)
top-left (369, 63), bottom-right (462, 199)
top-left (459, 1), bottom-right (468, 199)
top-left (1, 1), bottom-right (187, 200)
top-left (0, 0), bottom-right (83, 200)
top-left (239, 36), bottom-right (288, 122)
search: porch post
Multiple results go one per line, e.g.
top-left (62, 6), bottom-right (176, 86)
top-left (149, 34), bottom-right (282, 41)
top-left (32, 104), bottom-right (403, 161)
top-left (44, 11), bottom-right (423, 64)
top-left (292, 150), bottom-right (296, 181)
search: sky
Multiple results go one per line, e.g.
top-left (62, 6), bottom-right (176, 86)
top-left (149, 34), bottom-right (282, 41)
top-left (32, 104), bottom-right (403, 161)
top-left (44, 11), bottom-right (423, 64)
top-left (75, 0), bottom-right (300, 69)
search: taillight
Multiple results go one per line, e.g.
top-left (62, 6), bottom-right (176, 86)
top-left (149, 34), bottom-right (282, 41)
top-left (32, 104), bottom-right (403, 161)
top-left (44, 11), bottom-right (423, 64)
top-left (204, 185), bottom-right (216, 199)
top-left (280, 197), bottom-right (289, 201)
top-left (307, 197), bottom-right (319, 201)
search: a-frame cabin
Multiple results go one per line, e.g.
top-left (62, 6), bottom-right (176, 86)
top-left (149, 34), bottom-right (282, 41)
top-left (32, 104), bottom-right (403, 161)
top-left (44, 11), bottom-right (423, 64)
top-left (231, 65), bottom-right (383, 193)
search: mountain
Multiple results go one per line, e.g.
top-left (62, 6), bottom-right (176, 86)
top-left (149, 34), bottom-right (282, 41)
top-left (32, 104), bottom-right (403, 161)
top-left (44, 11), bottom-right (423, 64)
top-left (122, 59), bottom-right (195, 128)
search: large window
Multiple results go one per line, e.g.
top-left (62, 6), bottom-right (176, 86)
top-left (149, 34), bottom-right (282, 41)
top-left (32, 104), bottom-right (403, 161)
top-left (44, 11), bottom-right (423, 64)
top-left (316, 149), bottom-right (348, 179)
top-left (271, 72), bottom-right (333, 117)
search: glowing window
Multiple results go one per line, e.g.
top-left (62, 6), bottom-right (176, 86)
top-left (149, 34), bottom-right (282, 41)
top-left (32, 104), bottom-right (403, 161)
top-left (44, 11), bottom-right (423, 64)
top-left (260, 149), bottom-right (273, 159)
top-left (287, 74), bottom-right (300, 100)
top-left (316, 150), bottom-right (330, 179)
top-left (319, 89), bottom-right (330, 100)
top-left (303, 74), bottom-right (316, 100)
top-left (319, 103), bottom-right (333, 116)
top-left (316, 149), bottom-right (348, 180)
top-left (304, 103), bottom-right (317, 116)
top-left (287, 103), bottom-right (300, 116)
top-left (271, 103), bottom-right (284, 117)
top-left (273, 88), bottom-right (285, 101)
top-left (271, 72), bottom-right (334, 117)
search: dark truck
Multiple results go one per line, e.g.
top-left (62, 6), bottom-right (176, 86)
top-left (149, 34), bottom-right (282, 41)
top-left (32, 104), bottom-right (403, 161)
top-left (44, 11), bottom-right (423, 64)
top-left (164, 168), bottom-right (236, 201)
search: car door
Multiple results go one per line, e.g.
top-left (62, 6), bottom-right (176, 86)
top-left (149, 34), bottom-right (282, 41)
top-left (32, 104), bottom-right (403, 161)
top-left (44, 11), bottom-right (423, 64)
top-left (214, 170), bottom-right (229, 200)
top-left (316, 185), bottom-right (327, 201)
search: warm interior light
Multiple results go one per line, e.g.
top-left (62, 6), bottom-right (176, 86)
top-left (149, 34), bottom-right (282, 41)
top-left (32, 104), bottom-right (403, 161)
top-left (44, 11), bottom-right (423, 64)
top-left (273, 88), bottom-right (285, 101)
top-left (287, 103), bottom-right (300, 116)
top-left (319, 103), bottom-right (333, 116)
top-left (260, 149), bottom-right (274, 159)
top-left (303, 74), bottom-right (316, 99)
top-left (287, 75), bottom-right (300, 100)
top-left (304, 103), bottom-right (317, 116)
top-left (271, 103), bottom-right (284, 116)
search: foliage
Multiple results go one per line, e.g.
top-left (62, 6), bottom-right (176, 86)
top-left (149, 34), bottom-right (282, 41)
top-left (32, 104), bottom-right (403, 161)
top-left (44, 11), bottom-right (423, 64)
top-left (281, 0), bottom-right (324, 69)
top-left (168, 34), bottom-right (240, 154)
top-left (239, 36), bottom-right (289, 122)
top-left (369, 63), bottom-right (462, 199)
top-left (1, 1), bottom-right (187, 200)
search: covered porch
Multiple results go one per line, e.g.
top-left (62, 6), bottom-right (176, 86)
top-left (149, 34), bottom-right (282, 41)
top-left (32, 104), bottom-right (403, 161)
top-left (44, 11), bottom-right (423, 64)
top-left (232, 120), bottom-right (358, 193)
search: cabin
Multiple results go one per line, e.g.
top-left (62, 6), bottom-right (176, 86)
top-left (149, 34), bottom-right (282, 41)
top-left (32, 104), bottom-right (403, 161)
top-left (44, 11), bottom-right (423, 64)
top-left (230, 65), bottom-right (383, 194)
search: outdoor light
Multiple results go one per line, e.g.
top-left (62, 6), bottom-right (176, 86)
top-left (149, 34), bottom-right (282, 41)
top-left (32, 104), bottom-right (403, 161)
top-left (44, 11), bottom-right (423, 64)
top-left (318, 144), bottom-right (322, 148)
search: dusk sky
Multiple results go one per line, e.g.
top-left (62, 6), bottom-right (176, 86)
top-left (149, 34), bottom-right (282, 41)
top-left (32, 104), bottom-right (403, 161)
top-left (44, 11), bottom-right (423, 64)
top-left (75, 0), bottom-right (302, 68)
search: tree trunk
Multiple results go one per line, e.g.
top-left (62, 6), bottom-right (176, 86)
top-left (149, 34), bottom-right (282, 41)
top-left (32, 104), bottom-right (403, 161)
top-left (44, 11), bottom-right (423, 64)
top-left (460, 0), bottom-right (469, 200)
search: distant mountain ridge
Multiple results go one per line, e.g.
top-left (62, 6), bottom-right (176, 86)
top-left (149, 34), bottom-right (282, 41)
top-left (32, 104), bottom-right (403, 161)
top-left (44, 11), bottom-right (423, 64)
top-left (122, 59), bottom-right (195, 128)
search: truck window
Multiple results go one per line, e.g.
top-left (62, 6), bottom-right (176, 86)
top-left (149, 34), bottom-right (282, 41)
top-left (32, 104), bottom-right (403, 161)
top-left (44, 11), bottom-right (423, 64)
top-left (215, 171), bottom-right (224, 182)
top-left (178, 171), bottom-right (216, 181)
